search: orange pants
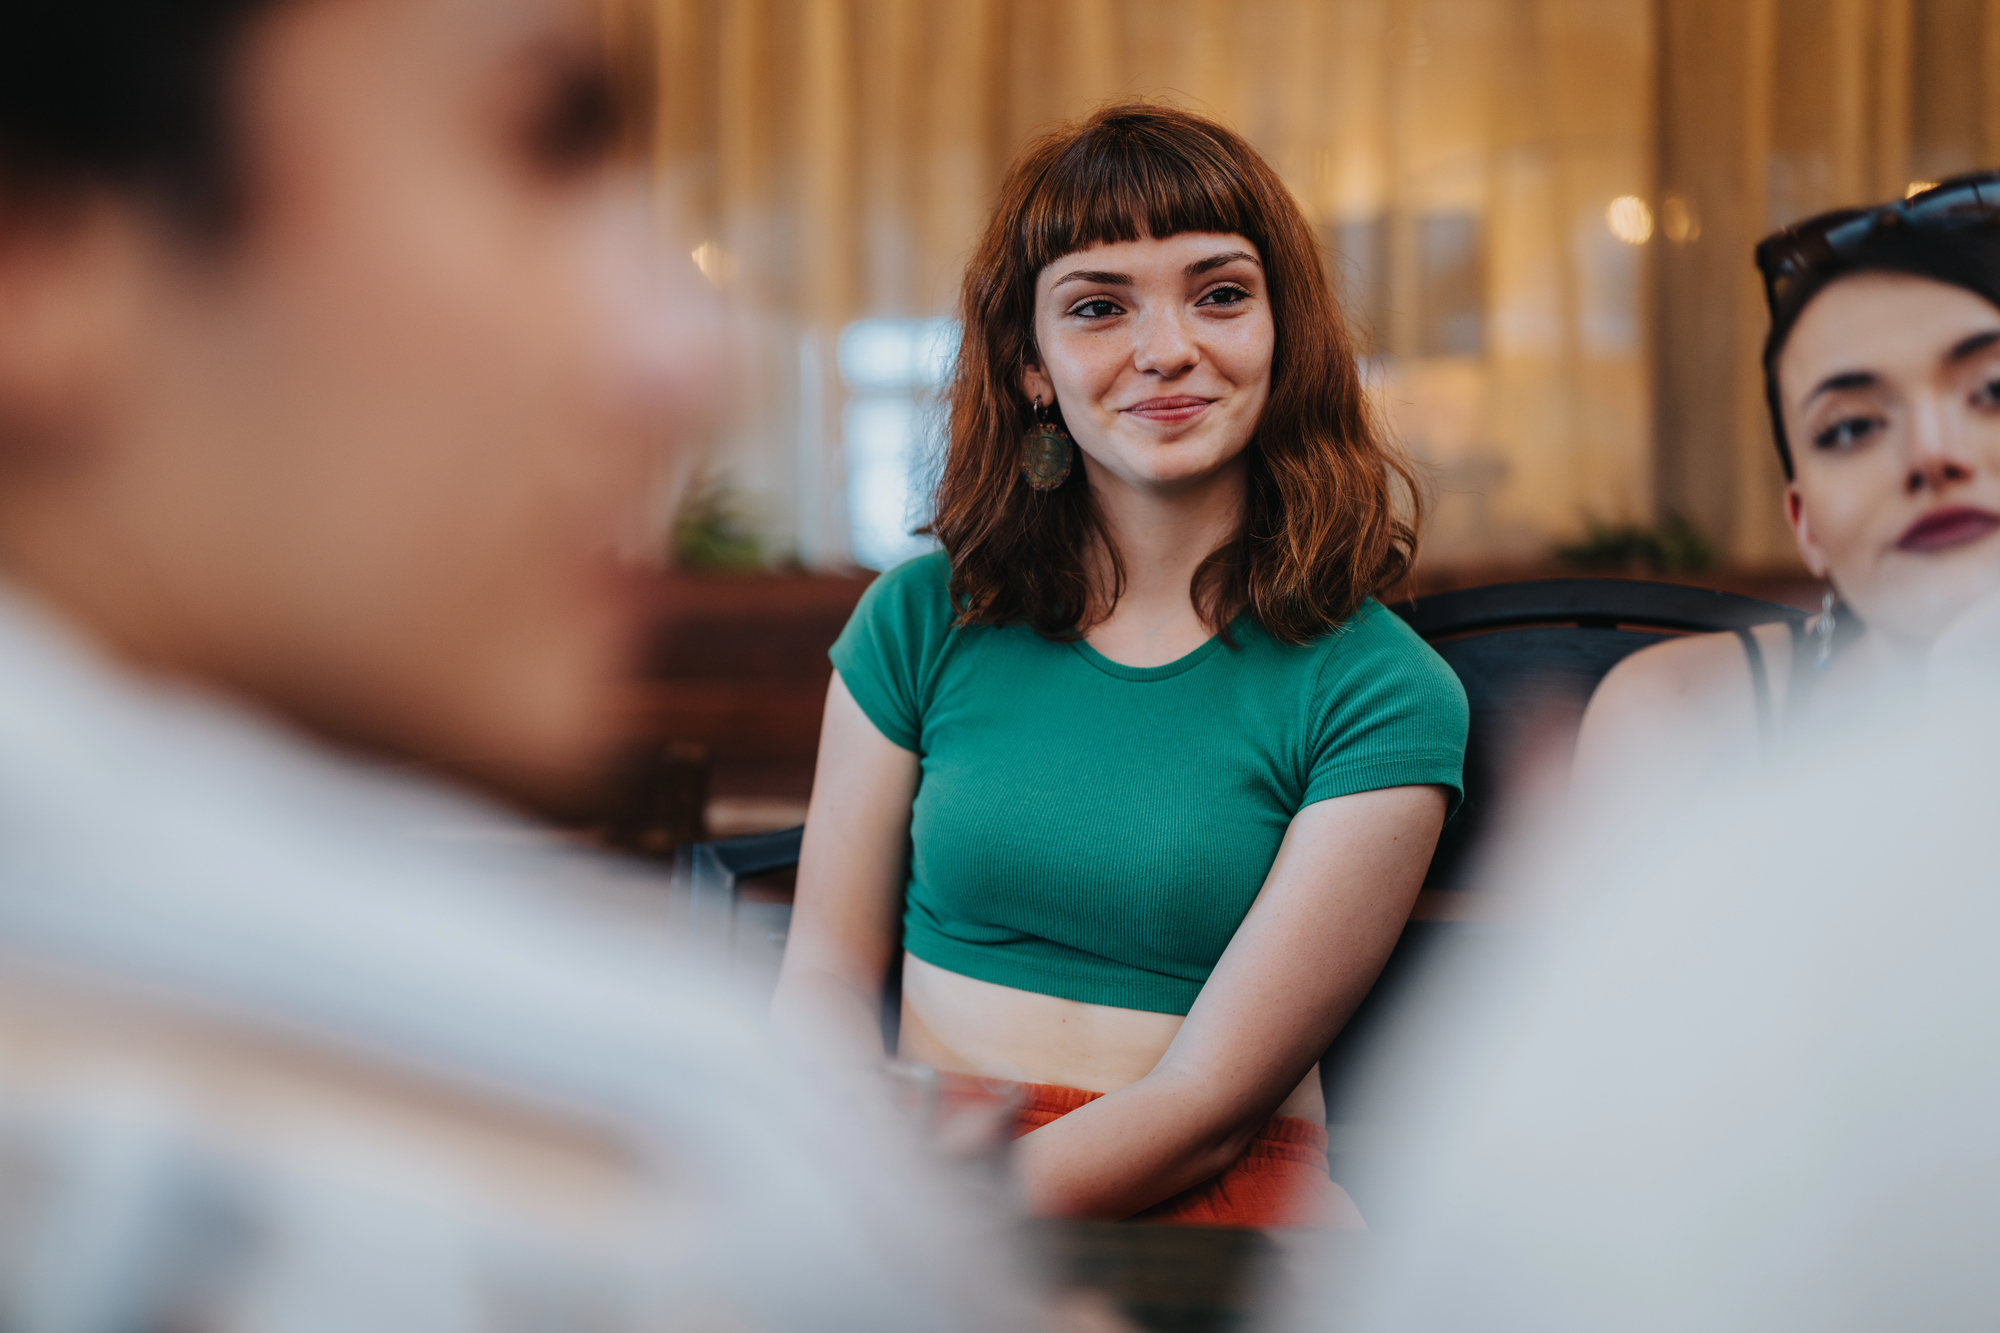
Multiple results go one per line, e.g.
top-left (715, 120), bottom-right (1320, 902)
top-left (1009, 1082), bottom-right (1356, 1229)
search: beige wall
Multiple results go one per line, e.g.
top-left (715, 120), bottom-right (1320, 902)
top-left (631, 0), bottom-right (1998, 571)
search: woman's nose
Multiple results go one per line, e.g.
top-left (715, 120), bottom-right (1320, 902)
top-left (1905, 397), bottom-right (1976, 494)
top-left (1130, 307), bottom-right (1197, 377)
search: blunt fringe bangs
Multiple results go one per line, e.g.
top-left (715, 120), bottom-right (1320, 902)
top-left (931, 101), bottom-right (1421, 645)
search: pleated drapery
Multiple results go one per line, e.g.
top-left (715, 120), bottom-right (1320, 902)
top-left (620, 0), bottom-right (2000, 572)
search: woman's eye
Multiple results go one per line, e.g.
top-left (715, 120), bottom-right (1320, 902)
top-left (1811, 415), bottom-right (1882, 451)
top-left (1068, 298), bottom-right (1123, 319)
top-left (1197, 285), bottom-right (1251, 307)
top-left (1972, 377), bottom-right (2000, 409)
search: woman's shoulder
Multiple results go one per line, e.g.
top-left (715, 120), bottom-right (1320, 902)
top-left (863, 548), bottom-right (952, 600)
top-left (1249, 598), bottom-right (1466, 732)
top-left (1585, 622), bottom-right (1788, 716)
top-left (846, 549), bottom-right (954, 632)
top-left (1293, 598), bottom-right (1462, 691)
top-left (1276, 599), bottom-right (1468, 805)
top-left (1572, 623), bottom-right (1791, 793)
top-left (829, 551), bottom-right (960, 746)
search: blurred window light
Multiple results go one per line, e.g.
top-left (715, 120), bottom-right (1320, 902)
top-left (839, 318), bottom-right (958, 570)
top-left (690, 241), bottom-right (731, 286)
top-left (1606, 195), bottom-right (1654, 245)
top-left (1906, 180), bottom-right (1940, 198)
top-left (843, 396), bottom-right (932, 570)
top-left (1660, 193), bottom-right (1700, 244)
top-left (837, 318), bottom-right (959, 393)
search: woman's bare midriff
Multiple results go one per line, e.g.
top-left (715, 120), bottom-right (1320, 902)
top-left (896, 953), bottom-right (1326, 1123)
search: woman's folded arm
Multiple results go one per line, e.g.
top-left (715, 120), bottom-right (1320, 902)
top-left (1009, 783), bottom-right (1446, 1219)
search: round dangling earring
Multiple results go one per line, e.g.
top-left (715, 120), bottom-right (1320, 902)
top-left (1812, 589), bottom-right (1837, 670)
top-left (1019, 396), bottom-right (1074, 491)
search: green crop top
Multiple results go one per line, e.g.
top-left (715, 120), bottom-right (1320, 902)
top-left (829, 551), bottom-right (1468, 1016)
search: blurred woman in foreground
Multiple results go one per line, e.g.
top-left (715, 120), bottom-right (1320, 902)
top-left (0, 3), bottom-right (1021, 1328)
top-left (1577, 174), bottom-right (2000, 796)
top-left (775, 105), bottom-right (1467, 1229)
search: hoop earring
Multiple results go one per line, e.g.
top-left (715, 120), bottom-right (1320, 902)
top-left (1020, 396), bottom-right (1074, 491)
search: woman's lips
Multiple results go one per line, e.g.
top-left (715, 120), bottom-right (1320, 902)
top-left (1122, 396), bottom-right (1211, 423)
top-left (1897, 506), bottom-right (2000, 552)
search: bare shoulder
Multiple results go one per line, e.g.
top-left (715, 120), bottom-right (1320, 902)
top-left (1591, 628), bottom-right (1759, 710)
top-left (1571, 624), bottom-right (1788, 795)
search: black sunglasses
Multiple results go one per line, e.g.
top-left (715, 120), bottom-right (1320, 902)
top-left (1754, 171), bottom-right (2000, 315)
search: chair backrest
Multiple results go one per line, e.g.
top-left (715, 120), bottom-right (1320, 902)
top-left (672, 824), bottom-right (804, 993)
top-left (1387, 578), bottom-right (1807, 895)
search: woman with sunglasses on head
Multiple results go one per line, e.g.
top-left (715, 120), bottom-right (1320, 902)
top-left (772, 104), bottom-right (1468, 1229)
top-left (1576, 174), bottom-right (2000, 798)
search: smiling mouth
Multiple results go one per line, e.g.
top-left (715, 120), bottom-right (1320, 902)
top-left (1122, 396), bottom-right (1212, 421)
top-left (1897, 507), bottom-right (2000, 553)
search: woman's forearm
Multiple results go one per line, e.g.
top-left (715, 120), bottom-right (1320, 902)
top-left (1008, 1070), bottom-right (1264, 1218)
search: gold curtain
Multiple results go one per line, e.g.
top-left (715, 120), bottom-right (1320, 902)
top-left (625, 0), bottom-right (1996, 571)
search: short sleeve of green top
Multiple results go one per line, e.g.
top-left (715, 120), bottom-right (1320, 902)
top-left (829, 551), bottom-right (1468, 1016)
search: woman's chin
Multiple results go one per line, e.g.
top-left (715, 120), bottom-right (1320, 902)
top-left (1855, 559), bottom-right (2000, 648)
top-left (1087, 444), bottom-right (1248, 494)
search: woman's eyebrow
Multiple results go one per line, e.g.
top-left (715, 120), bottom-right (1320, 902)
top-left (1945, 329), bottom-right (2000, 364)
top-left (1053, 269), bottom-right (1131, 289)
top-left (1805, 370), bottom-right (1878, 403)
top-left (1184, 250), bottom-right (1259, 277)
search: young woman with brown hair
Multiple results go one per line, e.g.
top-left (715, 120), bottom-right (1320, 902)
top-left (774, 104), bottom-right (1468, 1228)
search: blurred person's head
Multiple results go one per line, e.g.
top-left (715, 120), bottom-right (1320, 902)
top-left (1760, 180), bottom-right (2000, 648)
top-left (0, 0), bottom-right (713, 807)
top-left (933, 102), bottom-right (1419, 643)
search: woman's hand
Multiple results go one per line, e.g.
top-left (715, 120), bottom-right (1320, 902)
top-left (1008, 784), bottom-right (1446, 1220)
top-left (770, 674), bottom-right (920, 1072)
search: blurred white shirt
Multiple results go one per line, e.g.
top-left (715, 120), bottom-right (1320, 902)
top-left (1284, 687), bottom-right (2000, 1333)
top-left (0, 584), bottom-right (1028, 1333)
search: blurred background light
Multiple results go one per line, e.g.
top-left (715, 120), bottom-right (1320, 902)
top-left (838, 318), bottom-right (957, 571)
top-left (1606, 196), bottom-right (1654, 245)
top-left (837, 318), bottom-right (959, 394)
top-left (1659, 193), bottom-right (1700, 244)
top-left (690, 240), bottom-right (732, 287)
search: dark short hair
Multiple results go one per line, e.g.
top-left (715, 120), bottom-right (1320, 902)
top-left (1763, 226), bottom-right (2000, 479)
top-left (0, 1), bottom-right (281, 233)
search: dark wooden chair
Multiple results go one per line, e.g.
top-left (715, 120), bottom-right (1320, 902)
top-left (671, 824), bottom-right (803, 994)
top-left (673, 579), bottom-right (1806, 1198)
top-left (1388, 577), bottom-right (1807, 899)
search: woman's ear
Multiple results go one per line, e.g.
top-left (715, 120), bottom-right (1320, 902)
top-left (0, 204), bottom-right (145, 464)
top-left (1784, 484), bottom-right (1831, 579)
top-left (1018, 358), bottom-right (1053, 409)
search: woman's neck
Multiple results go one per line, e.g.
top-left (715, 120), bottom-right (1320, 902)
top-left (1080, 455), bottom-right (1246, 668)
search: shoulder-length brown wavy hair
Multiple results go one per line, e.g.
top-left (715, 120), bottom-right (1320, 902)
top-left (930, 102), bottom-right (1421, 645)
